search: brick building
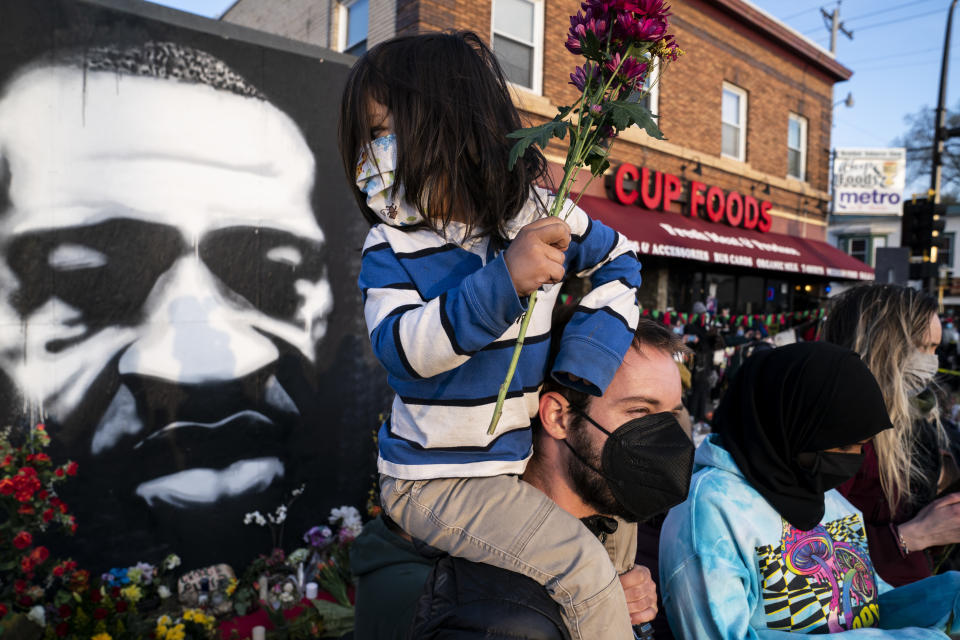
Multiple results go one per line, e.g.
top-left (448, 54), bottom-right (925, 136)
top-left (224, 0), bottom-right (869, 314)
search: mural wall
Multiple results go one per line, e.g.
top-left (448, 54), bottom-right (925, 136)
top-left (0, 0), bottom-right (390, 571)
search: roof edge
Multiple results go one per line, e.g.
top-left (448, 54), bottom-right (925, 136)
top-left (710, 0), bottom-right (853, 82)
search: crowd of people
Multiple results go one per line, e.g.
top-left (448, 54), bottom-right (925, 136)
top-left (339, 31), bottom-right (960, 640)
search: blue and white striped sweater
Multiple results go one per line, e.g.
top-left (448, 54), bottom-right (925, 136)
top-left (359, 190), bottom-right (642, 479)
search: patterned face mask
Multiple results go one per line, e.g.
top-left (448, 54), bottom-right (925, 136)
top-left (354, 134), bottom-right (423, 227)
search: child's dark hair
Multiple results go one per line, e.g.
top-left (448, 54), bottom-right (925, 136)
top-left (338, 31), bottom-right (548, 240)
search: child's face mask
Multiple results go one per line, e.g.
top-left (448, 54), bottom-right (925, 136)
top-left (355, 134), bottom-right (423, 227)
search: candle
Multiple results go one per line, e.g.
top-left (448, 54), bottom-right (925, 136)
top-left (258, 575), bottom-right (269, 602)
top-left (305, 582), bottom-right (318, 600)
top-left (252, 625), bottom-right (266, 640)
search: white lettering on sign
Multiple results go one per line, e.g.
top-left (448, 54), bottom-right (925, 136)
top-left (651, 243), bottom-right (711, 261)
top-left (658, 223), bottom-right (800, 256)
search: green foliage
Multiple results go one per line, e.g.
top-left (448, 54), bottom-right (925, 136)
top-left (506, 119), bottom-right (569, 170)
top-left (603, 100), bottom-right (663, 139)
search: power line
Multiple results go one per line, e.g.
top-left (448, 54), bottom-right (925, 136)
top-left (843, 0), bottom-right (939, 24)
top-left (854, 6), bottom-right (947, 33)
top-left (853, 54), bottom-right (960, 72)
top-left (842, 45), bottom-right (942, 65)
top-left (781, 1), bottom-right (835, 22)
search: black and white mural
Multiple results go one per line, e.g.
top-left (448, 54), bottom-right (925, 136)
top-left (0, 0), bottom-right (388, 571)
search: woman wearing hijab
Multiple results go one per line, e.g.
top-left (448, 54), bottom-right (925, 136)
top-left (658, 342), bottom-right (960, 639)
top-left (821, 284), bottom-right (960, 586)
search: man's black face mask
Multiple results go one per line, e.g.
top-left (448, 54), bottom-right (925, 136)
top-left (564, 410), bottom-right (694, 522)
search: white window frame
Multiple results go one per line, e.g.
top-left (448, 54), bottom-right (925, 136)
top-left (491, 0), bottom-right (544, 95)
top-left (338, 0), bottom-right (368, 56)
top-left (721, 82), bottom-right (747, 162)
top-left (787, 112), bottom-right (808, 182)
top-left (640, 56), bottom-right (660, 117)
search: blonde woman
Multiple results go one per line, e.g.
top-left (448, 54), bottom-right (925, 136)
top-left (821, 284), bottom-right (960, 585)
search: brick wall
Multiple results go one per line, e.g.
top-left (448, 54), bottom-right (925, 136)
top-left (222, 0), bottom-right (335, 49)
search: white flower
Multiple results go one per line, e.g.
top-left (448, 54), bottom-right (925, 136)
top-left (291, 484), bottom-right (305, 497)
top-left (158, 585), bottom-right (172, 599)
top-left (163, 553), bottom-right (181, 570)
top-left (329, 505), bottom-right (362, 529)
top-left (26, 605), bottom-right (45, 627)
top-left (288, 548), bottom-right (309, 565)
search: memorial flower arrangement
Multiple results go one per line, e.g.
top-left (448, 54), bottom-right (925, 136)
top-left (1, 424), bottom-right (363, 639)
top-left (489, 0), bottom-right (683, 432)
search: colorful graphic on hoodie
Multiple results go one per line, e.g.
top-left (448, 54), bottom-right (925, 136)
top-left (756, 514), bottom-right (879, 633)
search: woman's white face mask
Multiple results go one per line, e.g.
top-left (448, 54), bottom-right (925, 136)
top-left (355, 134), bottom-right (424, 227)
top-left (904, 349), bottom-right (939, 395)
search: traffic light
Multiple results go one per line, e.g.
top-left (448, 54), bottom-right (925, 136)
top-left (901, 198), bottom-right (946, 261)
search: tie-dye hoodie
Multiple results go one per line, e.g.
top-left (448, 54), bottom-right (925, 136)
top-left (659, 434), bottom-right (960, 639)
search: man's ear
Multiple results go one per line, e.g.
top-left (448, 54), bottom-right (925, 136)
top-left (538, 391), bottom-right (571, 440)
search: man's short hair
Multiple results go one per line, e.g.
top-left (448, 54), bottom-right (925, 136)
top-left (541, 315), bottom-right (688, 416)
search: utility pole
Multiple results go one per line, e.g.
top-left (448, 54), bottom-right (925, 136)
top-left (931, 0), bottom-right (959, 204)
top-left (821, 2), bottom-right (853, 55)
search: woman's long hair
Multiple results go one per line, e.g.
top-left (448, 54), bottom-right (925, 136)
top-left (337, 31), bottom-right (548, 241)
top-left (820, 284), bottom-right (942, 513)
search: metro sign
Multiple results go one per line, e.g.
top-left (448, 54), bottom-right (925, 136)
top-left (610, 164), bottom-right (774, 233)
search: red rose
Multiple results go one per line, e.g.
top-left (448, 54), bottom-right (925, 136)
top-left (53, 565), bottom-right (64, 577)
top-left (58, 604), bottom-right (71, 618)
top-left (93, 607), bottom-right (108, 620)
top-left (55, 622), bottom-right (69, 637)
top-left (43, 508), bottom-right (55, 523)
top-left (54, 468), bottom-right (64, 478)
top-left (30, 546), bottom-right (49, 564)
top-left (14, 580), bottom-right (26, 594)
top-left (69, 517), bottom-right (77, 533)
top-left (33, 453), bottom-right (50, 464)
top-left (12, 531), bottom-right (32, 550)
top-left (66, 461), bottom-right (78, 476)
top-left (90, 590), bottom-right (102, 603)
top-left (64, 561), bottom-right (77, 571)
top-left (111, 586), bottom-right (121, 599)
top-left (17, 504), bottom-right (34, 515)
top-left (115, 600), bottom-right (128, 613)
top-left (0, 603), bottom-right (7, 619)
top-left (20, 555), bottom-right (34, 574)
top-left (0, 477), bottom-right (14, 495)
top-left (37, 489), bottom-right (48, 500)
top-left (1, 454), bottom-right (12, 467)
top-left (17, 595), bottom-right (32, 608)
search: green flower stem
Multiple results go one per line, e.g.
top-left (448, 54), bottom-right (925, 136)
top-left (488, 47), bottom-right (647, 434)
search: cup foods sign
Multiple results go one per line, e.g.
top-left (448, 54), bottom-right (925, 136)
top-left (832, 148), bottom-right (906, 215)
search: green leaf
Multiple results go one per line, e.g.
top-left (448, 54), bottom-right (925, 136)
top-left (603, 101), bottom-right (664, 140)
top-left (310, 600), bottom-right (355, 637)
top-left (506, 119), bottom-right (568, 169)
top-left (587, 156), bottom-right (610, 177)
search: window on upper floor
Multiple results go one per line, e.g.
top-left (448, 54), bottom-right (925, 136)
top-left (839, 235), bottom-right (887, 267)
top-left (721, 82), bottom-right (747, 162)
top-left (787, 113), bottom-right (808, 181)
top-left (491, 0), bottom-right (544, 94)
top-left (339, 0), bottom-right (369, 56)
top-left (638, 56), bottom-right (659, 119)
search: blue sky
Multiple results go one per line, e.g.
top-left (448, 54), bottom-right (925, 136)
top-left (151, 0), bottom-right (958, 194)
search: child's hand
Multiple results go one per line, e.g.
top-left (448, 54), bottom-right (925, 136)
top-left (504, 217), bottom-right (571, 297)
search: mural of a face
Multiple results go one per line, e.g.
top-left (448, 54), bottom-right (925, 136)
top-left (0, 53), bottom-right (333, 564)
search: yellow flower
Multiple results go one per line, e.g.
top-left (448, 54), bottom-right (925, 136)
top-left (155, 625), bottom-right (168, 639)
top-left (225, 577), bottom-right (238, 596)
top-left (120, 584), bottom-right (143, 603)
top-left (157, 615), bottom-right (172, 627)
top-left (92, 634), bottom-right (112, 640)
top-left (166, 623), bottom-right (186, 640)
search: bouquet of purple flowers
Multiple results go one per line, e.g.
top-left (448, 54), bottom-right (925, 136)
top-left (490, 0), bottom-right (682, 433)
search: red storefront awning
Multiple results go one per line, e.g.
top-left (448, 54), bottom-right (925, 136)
top-left (578, 194), bottom-right (874, 281)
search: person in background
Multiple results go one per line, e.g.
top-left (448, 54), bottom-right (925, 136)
top-left (659, 341), bottom-right (960, 639)
top-left (821, 284), bottom-right (960, 586)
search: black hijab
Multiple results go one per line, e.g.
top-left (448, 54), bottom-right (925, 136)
top-left (713, 341), bottom-right (893, 530)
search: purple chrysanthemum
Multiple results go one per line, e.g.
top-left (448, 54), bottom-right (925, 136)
top-left (569, 63), bottom-right (602, 91)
